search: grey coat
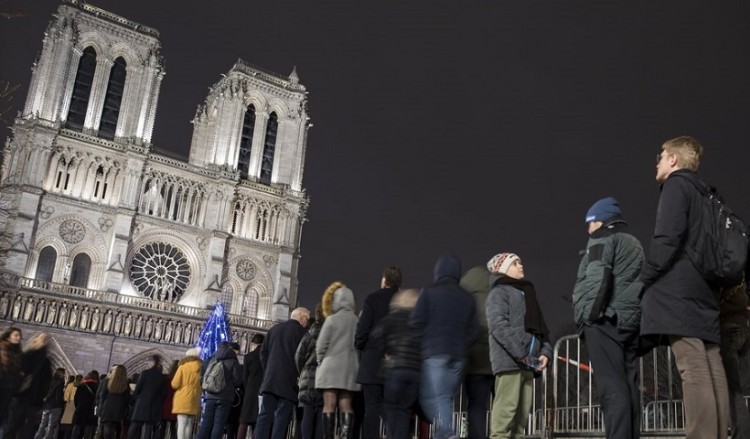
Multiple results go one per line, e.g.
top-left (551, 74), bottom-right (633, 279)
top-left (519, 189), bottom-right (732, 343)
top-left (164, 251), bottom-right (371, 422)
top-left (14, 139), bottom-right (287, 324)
top-left (486, 280), bottom-right (553, 374)
top-left (315, 288), bottom-right (361, 391)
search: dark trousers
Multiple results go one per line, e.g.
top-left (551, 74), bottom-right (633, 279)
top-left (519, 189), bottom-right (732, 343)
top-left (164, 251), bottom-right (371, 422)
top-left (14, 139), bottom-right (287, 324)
top-left (361, 384), bottom-right (383, 439)
top-left (2, 398), bottom-right (43, 439)
top-left (102, 422), bottom-right (122, 439)
top-left (384, 368), bottom-right (419, 439)
top-left (721, 325), bottom-right (750, 439)
top-left (583, 320), bottom-right (640, 439)
top-left (197, 399), bottom-right (232, 439)
top-left (464, 374), bottom-right (493, 439)
top-left (300, 405), bottom-right (323, 439)
top-left (254, 393), bottom-right (295, 439)
top-left (127, 422), bottom-right (155, 439)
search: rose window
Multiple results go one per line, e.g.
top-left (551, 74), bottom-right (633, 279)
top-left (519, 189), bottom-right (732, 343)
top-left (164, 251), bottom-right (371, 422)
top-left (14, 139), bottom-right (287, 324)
top-left (130, 242), bottom-right (190, 302)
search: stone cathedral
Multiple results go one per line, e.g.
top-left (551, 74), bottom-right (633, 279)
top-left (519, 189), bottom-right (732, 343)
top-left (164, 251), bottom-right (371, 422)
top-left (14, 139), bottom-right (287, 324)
top-left (0, 0), bottom-right (310, 373)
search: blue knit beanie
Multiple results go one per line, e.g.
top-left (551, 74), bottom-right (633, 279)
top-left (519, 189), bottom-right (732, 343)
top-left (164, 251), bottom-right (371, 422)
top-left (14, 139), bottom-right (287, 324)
top-left (585, 197), bottom-right (621, 223)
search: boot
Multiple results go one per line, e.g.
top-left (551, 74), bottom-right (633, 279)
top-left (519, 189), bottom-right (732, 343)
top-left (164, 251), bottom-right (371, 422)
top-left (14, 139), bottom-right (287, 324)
top-left (339, 412), bottom-right (354, 439)
top-left (323, 412), bottom-right (336, 439)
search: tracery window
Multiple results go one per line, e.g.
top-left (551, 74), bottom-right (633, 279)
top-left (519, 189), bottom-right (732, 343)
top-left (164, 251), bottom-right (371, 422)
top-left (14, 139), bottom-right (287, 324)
top-left (260, 112), bottom-right (277, 185)
top-left (130, 242), bottom-right (190, 302)
top-left (67, 47), bottom-right (97, 131)
top-left (98, 56), bottom-right (127, 140)
top-left (238, 105), bottom-right (255, 178)
top-left (35, 246), bottom-right (57, 282)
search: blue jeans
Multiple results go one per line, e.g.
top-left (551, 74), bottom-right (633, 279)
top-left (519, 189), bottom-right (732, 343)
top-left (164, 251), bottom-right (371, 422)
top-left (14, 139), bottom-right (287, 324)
top-left (197, 399), bottom-right (232, 439)
top-left (254, 393), bottom-right (296, 439)
top-left (384, 368), bottom-right (419, 439)
top-left (420, 355), bottom-right (465, 439)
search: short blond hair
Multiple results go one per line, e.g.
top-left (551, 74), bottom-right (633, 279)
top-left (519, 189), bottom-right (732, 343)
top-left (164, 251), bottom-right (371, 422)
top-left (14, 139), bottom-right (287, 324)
top-left (663, 136), bottom-right (703, 171)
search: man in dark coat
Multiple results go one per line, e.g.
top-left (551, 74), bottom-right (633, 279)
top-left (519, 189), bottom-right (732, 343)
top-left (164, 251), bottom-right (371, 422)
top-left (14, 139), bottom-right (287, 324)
top-left (34, 367), bottom-right (66, 439)
top-left (197, 342), bottom-right (242, 439)
top-left (640, 136), bottom-right (729, 439)
top-left (238, 334), bottom-right (265, 439)
top-left (354, 266), bottom-right (402, 439)
top-left (128, 355), bottom-right (166, 439)
top-left (410, 256), bottom-right (479, 439)
top-left (574, 197), bottom-right (644, 439)
top-left (254, 307), bottom-right (310, 439)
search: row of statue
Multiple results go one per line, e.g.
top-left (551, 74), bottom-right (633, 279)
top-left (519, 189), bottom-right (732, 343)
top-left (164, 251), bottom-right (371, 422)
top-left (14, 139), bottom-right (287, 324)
top-left (0, 292), bottom-right (254, 352)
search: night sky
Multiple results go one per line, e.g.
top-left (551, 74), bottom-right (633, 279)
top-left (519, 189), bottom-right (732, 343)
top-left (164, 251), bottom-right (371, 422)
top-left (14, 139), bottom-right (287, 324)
top-left (2, 1), bottom-right (749, 336)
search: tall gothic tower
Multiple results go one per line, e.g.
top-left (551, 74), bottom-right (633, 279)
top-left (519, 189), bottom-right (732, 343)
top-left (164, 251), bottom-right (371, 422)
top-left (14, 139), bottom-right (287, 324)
top-left (0, 0), bottom-right (310, 333)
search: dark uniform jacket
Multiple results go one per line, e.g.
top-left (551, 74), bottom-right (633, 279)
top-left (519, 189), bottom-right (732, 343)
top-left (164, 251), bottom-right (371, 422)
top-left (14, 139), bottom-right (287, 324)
top-left (130, 364), bottom-right (165, 422)
top-left (573, 220), bottom-right (644, 333)
top-left (259, 319), bottom-right (306, 402)
top-left (640, 169), bottom-right (721, 344)
top-left (239, 347), bottom-right (264, 423)
top-left (355, 286), bottom-right (398, 384)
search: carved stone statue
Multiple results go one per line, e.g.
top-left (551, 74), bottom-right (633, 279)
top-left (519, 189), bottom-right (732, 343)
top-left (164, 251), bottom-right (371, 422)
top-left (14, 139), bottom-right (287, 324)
top-left (174, 322), bottom-right (183, 344)
top-left (134, 315), bottom-right (144, 337)
top-left (11, 296), bottom-right (22, 319)
top-left (58, 302), bottom-right (68, 326)
top-left (46, 301), bottom-right (58, 325)
top-left (113, 311), bottom-right (123, 334)
top-left (103, 309), bottom-right (113, 333)
top-left (69, 305), bottom-right (78, 328)
top-left (90, 308), bottom-right (100, 331)
top-left (79, 306), bottom-right (89, 329)
top-left (154, 319), bottom-right (164, 340)
top-left (35, 299), bottom-right (46, 322)
top-left (0, 293), bottom-right (9, 318)
top-left (185, 323), bottom-right (193, 344)
top-left (144, 318), bottom-right (154, 339)
top-left (165, 320), bottom-right (174, 343)
top-left (23, 297), bottom-right (35, 321)
top-left (123, 313), bottom-right (133, 335)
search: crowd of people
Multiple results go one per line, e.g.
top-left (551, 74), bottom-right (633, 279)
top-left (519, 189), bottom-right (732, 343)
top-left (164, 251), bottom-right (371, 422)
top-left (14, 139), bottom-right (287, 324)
top-left (0, 135), bottom-right (748, 439)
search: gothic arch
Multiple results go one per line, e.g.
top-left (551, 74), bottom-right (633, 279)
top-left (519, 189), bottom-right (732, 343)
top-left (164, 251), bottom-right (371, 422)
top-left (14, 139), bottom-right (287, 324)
top-left (46, 336), bottom-right (78, 374)
top-left (75, 33), bottom-right (108, 59)
top-left (121, 348), bottom-right (173, 376)
top-left (109, 41), bottom-right (140, 67)
top-left (267, 98), bottom-right (289, 120)
top-left (243, 92), bottom-right (267, 112)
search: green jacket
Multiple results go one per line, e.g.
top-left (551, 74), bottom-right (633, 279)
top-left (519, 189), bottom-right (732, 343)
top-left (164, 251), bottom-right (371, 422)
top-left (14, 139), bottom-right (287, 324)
top-left (573, 220), bottom-right (644, 333)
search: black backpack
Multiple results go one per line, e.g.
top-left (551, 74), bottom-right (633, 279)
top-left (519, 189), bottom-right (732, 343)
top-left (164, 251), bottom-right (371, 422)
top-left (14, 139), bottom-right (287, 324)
top-left (673, 173), bottom-right (748, 287)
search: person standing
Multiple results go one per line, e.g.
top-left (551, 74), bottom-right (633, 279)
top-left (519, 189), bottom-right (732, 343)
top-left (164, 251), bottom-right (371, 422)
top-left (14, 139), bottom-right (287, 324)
top-left (315, 283), bottom-right (360, 439)
top-left (640, 136), bottom-right (729, 439)
top-left (98, 365), bottom-right (131, 439)
top-left (35, 367), bottom-right (67, 439)
top-left (0, 327), bottom-right (23, 424)
top-left (61, 375), bottom-right (82, 439)
top-left (128, 355), bottom-right (166, 439)
top-left (197, 342), bottom-right (242, 439)
top-left (238, 335), bottom-right (265, 439)
top-left (573, 197), bottom-right (644, 439)
top-left (486, 253), bottom-right (552, 439)
top-left (72, 371), bottom-right (100, 439)
top-left (718, 281), bottom-right (750, 439)
top-left (460, 266), bottom-right (494, 439)
top-left (296, 305), bottom-right (325, 439)
top-left (255, 307), bottom-right (310, 439)
top-left (171, 347), bottom-right (202, 439)
top-left (410, 256), bottom-right (479, 439)
top-left (355, 266), bottom-right (402, 439)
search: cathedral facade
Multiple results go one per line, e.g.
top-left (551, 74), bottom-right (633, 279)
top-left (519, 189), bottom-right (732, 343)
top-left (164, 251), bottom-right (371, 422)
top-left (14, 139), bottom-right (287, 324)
top-left (0, 0), bottom-right (310, 372)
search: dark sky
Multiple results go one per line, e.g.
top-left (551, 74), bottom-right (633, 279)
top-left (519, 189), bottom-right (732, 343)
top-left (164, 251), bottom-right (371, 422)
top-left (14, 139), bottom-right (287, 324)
top-left (2, 1), bottom-right (750, 336)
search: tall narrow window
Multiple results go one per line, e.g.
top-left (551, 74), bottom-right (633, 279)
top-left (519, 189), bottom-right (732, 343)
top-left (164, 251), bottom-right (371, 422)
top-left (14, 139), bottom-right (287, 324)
top-left (67, 47), bottom-right (97, 131)
top-left (238, 105), bottom-right (255, 178)
top-left (35, 246), bottom-right (57, 282)
top-left (70, 253), bottom-right (91, 288)
top-left (260, 112), bottom-right (277, 185)
top-left (98, 57), bottom-right (127, 140)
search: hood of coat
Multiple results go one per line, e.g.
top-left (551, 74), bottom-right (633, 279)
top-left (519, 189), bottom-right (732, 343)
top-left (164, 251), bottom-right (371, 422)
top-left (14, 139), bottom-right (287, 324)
top-left (332, 287), bottom-right (355, 313)
top-left (214, 345), bottom-right (237, 361)
top-left (178, 355), bottom-right (202, 367)
top-left (433, 255), bottom-right (461, 282)
top-left (460, 266), bottom-right (491, 294)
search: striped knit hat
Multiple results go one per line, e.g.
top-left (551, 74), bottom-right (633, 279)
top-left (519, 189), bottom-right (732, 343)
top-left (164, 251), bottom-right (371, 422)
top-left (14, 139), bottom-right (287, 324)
top-left (487, 253), bottom-right (520, 275)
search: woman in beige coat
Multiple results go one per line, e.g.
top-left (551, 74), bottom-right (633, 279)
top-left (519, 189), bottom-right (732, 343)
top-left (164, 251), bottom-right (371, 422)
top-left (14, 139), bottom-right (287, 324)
top-left (170, 347), bottom-right (202, 439)
top-left (315, 282), bottom-right (360, 439)
top-left (60, 374), bottom-right (81, 438)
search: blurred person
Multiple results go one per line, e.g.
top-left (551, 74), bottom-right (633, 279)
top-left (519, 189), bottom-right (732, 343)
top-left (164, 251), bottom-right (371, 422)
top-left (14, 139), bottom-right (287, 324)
top-left (226, 342), bottom-right (243, 439)
top-left (295, 305), bottom-right (325, 439)
top-left (171, 347), bottom-right (202, 439)
top-left (72, 370), bottom-right (100, 439)
top-left (3, 332), bottom-right (53, 439)
top-left (355, 266), bottom-right (402, 439)
top-left (61, 374), bottom-right (83, 439)
top-left (35, 367), bottom-right (67, 439)
top-left (316, 283), bottom-right (360, 439)
top-left (486, 253), bottom-right (552, 439)
top-left (238, 334), bottom-right (265, 439)
top-left (379, 289), bottom-right (422, 439)
top-left (99, 365), bottom-right (131, 439)
top-left (0, 326), bottom-right (23, 423)
top-left (410, 256), bottom-right (480, 439)
top-left (155, 361), bottom-right (178, 439)
top-left (719, 280), bottom-right (750, 439)
top-left (128, 355), bottom-right (165, 439)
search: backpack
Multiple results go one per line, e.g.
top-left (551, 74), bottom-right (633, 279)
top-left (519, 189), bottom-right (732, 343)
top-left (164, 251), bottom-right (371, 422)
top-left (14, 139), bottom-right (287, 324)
top-left (673, 173), bottom-right (749, 287)
top-left (201, 358), bottom-right (227, 393)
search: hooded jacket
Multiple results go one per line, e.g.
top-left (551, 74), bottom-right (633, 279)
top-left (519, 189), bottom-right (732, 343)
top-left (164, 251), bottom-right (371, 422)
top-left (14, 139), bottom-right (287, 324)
top-left (410, 256), bottom-right (480, 360)
top-left (315, 287), bottom-right (360, 391)
top-left (460, 266), bottom-right (493, 376)
top-left (295, 321), bottom-right (324, 406)
top-left (205, 345), bottom-right (242, 402)
top-left (171, 355), bottom-right (202, 415)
